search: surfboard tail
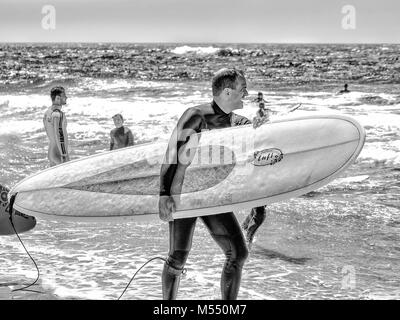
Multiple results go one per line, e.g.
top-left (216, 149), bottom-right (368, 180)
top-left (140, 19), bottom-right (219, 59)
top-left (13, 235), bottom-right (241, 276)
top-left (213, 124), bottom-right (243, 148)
top-left (0, 184), bottom-right (36, 236)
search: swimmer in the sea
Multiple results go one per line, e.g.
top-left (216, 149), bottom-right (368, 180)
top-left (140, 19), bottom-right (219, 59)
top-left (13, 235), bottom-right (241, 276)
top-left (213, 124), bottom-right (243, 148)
top-left (43, 86), bottom-right (70, 166)
top-left (338, 83), bottom-right (350, 94)
top-left (252, 91), bottom-right (267, 104)
top-left (110, 113), bottom-right (134, 150)
top-left (252, 102), bottom-right (271, 128)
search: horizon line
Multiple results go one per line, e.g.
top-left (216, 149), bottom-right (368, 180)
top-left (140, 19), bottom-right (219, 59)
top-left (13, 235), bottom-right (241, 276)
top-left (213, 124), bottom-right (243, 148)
top-left (0, 41), bottom-right (399, 45)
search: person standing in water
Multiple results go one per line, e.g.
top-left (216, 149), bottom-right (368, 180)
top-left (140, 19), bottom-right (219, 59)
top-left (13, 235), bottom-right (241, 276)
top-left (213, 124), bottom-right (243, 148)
top-left (252, 91), bottom-right (267, 104)
top-left (43, 86), bottom-right (70, 167)
top-left (338, 83), bottom-right (350, 94)
top-left (252, 101), bottom-right (272, 128)
top-left (110, 114), bottom-right (134, 150)
top-left (158, 68), bottom-right (266, 300)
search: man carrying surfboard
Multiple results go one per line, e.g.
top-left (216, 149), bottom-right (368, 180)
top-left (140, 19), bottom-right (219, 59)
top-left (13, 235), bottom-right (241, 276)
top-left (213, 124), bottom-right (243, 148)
top-left (43, 86), bottom-right (70, 166)
top-left (158, 68), bottom-right (266, 300)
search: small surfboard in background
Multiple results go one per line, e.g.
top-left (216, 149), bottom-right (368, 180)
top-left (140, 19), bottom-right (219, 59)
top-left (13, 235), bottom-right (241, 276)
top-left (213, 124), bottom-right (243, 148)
top-left (288, 103), bottom-right (302, 113)
top-left (0, 184), bottom-right (36, 236)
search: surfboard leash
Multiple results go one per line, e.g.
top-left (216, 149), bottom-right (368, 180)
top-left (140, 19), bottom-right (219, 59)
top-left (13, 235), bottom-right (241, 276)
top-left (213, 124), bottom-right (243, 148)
top-left (117, 256), bottom-right (167, 300)
top-left (8, 193), bottom-right (43, 294)
top-left (5, 193), bottom-right (183, 299)
top-left (117, 257), bottom-right (187, 300)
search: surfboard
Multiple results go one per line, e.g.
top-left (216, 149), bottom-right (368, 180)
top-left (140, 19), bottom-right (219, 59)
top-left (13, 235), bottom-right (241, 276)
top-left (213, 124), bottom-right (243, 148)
top-left (9, 114), bottom-right (365, 221)
top-left (0, 184), bottom-right (36, 235)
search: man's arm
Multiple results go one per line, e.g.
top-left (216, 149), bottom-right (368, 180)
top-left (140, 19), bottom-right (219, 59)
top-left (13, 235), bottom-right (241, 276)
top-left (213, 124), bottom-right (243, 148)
top-left (51, 111), bottom-right (68, 162)
top-left (110, 131), bottom-right (115, 150)
top-left (232, 113), bottom-right (252, 126)
top-left (159, 108), bottom-right (205, 221)
top-left (127, 129), bottom-right (134, 146)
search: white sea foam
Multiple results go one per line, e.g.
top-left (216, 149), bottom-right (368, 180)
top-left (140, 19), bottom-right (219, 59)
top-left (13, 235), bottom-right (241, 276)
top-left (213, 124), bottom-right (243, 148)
top-left (171, 46), bottom-right (219, 55)
top-left (359, 142), bottom-right (400, 165)
top-left (327, 175), bottom-right (370, 187)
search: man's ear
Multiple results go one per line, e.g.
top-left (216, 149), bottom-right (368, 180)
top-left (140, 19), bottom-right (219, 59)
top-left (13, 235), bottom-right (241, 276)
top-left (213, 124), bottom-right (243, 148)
top-left (224, 88), bottom-right (231, 96)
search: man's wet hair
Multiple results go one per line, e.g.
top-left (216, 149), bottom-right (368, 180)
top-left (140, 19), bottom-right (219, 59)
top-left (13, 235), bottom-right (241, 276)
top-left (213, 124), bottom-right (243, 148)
top-left (50, 86), bottom-right (65, 101)
top-left (112, 113), bottom-right (124, 121)
top-left (258, 92), bottom-right (263, 96)
top-left (212, 68), bottom-right (245, 96)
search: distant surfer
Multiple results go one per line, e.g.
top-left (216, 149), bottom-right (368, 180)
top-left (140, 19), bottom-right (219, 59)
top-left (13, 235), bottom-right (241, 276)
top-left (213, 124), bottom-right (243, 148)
top-left (110, 113), bottom-right (134, 150)
top-left (338, 83), bottom-right (350, 94)
top-left (43, 86), bottom-right (70, 166)
top-left (159, 68), bottom-right (266, 300)
top-left (252, 91), bottom-right (267, 104)
top-left (252, 102), bottom-right (271, 128)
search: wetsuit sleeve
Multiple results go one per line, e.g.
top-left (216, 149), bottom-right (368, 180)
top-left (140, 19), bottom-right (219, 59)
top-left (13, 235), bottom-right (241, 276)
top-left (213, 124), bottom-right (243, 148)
top-left (110, 131), bottom-right (115, 150)
top-left (51, 111), bottom-right (67, 158)
top-left (232, 113), bottom-right (252, 126)
top-left (160, 108), bottom-right (205, 197)
top-left (127, 129), bottom-right (134, 146)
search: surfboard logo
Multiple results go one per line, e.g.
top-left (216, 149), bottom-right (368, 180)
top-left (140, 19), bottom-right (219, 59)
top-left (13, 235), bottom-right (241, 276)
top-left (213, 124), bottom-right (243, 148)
top-left (253, 148), bottom-right (283, 166)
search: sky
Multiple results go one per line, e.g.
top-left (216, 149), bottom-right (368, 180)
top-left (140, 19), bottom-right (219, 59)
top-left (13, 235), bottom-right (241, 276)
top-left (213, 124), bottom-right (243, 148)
top-left (0, 0), bottom-right (399, 43)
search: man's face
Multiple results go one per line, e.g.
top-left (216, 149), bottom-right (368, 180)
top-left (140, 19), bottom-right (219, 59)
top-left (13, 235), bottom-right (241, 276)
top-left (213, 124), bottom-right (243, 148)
top-left (228, 77), bottom-right (248, 110)
top-left (60, 92), bottom-right (67, 105)
top-left (113, 116), bottom-right (124, 128)
top-left (54, 91), bottom-right (67, 106)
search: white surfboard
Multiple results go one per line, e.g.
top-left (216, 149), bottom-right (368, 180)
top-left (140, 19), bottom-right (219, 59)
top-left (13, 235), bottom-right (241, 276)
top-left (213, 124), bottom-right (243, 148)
top-left (10, 114), bottom-right (365, 221)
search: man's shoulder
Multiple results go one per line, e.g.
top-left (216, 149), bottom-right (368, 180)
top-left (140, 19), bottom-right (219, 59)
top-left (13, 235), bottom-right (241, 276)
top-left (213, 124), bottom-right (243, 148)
top-left (44, 107), bottom-right (61, 122)
top-left (180, 103), bottom-right (210, 121)
top-left (232, 112), bottom-right (252, 126)
top-left (123, 126), bottom-right (132, 134)
top-left (185, 103), bottom-right (211, 115)
top-left (50, 109), bottom-right (62, 118)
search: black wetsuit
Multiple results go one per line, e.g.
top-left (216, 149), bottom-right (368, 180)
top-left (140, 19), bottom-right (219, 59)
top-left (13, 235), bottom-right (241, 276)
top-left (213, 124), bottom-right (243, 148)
top-left (110, 126), bottom-right (134, 150)
top-left (160, 100), bottom-right (266, 300)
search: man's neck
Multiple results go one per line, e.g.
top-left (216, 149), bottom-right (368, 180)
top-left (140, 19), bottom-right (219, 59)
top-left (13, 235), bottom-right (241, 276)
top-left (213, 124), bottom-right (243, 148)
top-left (212, 98), bottom-right (231, 114)
top-left (52, 104), bottom-right (62, 111)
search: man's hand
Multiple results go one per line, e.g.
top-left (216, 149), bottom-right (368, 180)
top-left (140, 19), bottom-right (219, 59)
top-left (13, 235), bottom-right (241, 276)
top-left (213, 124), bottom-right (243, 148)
top-left (252, 116), bottom-right (269, 129)
top-left (159, 195), bottom-right (176, 222)
top-left (62, 154), bottom-right (70, 162)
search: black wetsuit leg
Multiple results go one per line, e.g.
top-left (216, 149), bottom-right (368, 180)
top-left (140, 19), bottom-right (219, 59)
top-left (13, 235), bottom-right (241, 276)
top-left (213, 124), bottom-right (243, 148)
top-left (242, 206), bottom-right (267, 243)
top-left (201, 212), bottom-right (249, 300)
top-left (163, 213), bottom-right (248, 300)
top-left (162, 217), bottom-right (197, 300)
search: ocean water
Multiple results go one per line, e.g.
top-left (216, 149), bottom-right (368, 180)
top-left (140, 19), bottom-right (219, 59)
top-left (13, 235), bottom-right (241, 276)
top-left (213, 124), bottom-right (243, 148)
top-left (0, 43), bottom-right (399, 300)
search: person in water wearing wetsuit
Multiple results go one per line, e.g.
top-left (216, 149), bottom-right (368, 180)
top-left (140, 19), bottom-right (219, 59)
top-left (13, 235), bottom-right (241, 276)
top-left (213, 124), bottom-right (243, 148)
top-left (159, 68), bottom-right (266, 300)
top-left (252, 91), bottom-right (267, 104)
top-left (110, 114), bottom-right (134, 150)
top-left (43, 86), bottom-right (70, 167)
top-left (252, 101), bottom-right (272, 128)
top-left (338, 83), bottom-right (350, 94)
